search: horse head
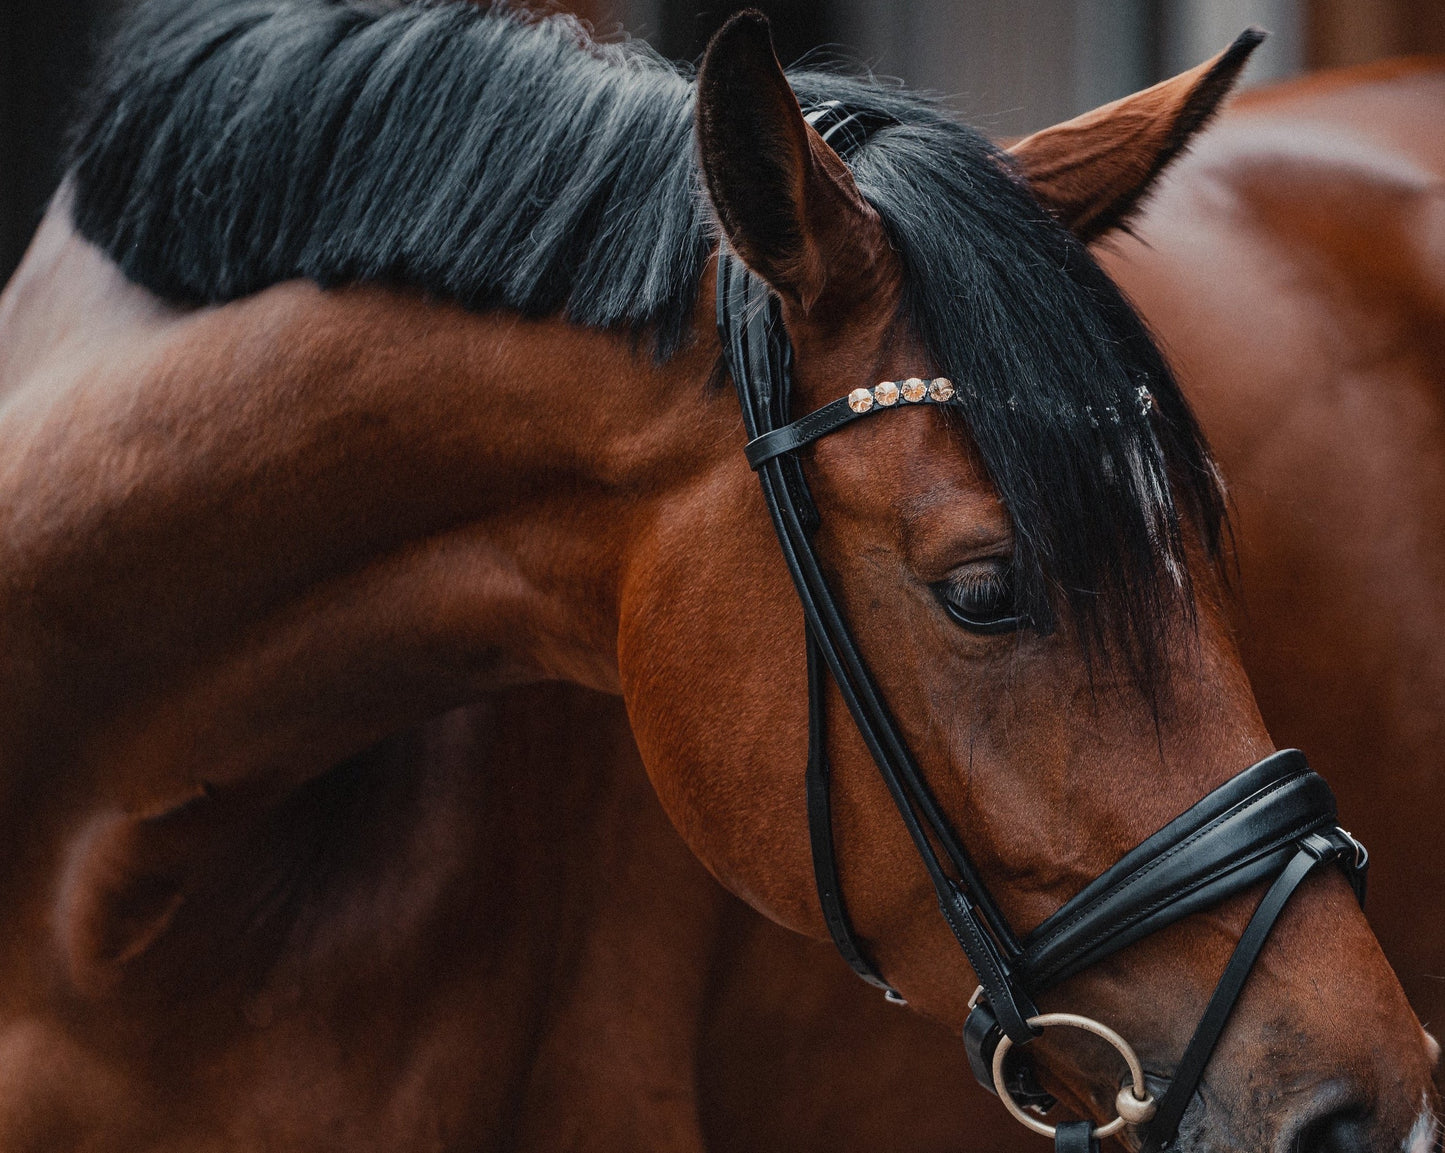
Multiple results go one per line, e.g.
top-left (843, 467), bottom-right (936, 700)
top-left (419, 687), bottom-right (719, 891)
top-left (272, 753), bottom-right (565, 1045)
top-left (611, 13), bottom-right (1437, 1150)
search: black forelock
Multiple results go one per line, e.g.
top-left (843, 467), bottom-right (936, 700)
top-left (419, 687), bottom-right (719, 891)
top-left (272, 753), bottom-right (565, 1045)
top-left (792, 88), bottom-right (1228, 686)
top-left (66, 0), bottom-right (1225, 687)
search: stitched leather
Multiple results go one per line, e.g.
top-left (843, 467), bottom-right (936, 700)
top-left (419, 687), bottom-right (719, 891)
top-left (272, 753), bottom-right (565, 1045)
top-left (745, 394), bottom-right (954, 470)
top-left (937, 880), bottom-right (1038, 1042)
top-left (1028, 752), bottom-right (1305, 941)
top-left (745, 396), bottom-right (860, 468)
top-left (1137, 836), bottom-right (1351, 1151)
top-left (804, 629), bottom-right (892, 990)
top-left (1020, 752), bottom-right (1337, 990)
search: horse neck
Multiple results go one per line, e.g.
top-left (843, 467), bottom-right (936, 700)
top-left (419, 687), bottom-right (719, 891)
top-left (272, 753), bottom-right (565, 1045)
top-left (0, 219), bottom-right (728, 813)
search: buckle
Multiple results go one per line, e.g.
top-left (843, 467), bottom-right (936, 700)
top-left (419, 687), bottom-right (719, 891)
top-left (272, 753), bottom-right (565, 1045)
top-left (1336, 826), bottom-right (1368, 871)
top-left (964, 992), bottom-right (1057, 1113)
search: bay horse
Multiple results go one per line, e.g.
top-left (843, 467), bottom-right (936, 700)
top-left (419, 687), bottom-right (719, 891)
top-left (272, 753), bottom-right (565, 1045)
top-left (0, 1), bottom-right (1435, 1150)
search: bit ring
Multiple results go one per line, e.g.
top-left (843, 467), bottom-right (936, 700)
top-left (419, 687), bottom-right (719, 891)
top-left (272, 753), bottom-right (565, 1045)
top-left (991, 1012), bottom-right (1157, 1139)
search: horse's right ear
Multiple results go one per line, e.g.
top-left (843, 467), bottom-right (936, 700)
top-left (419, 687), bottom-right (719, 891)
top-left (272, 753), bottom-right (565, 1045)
top-left (695, 10), bottom-right (887, 315)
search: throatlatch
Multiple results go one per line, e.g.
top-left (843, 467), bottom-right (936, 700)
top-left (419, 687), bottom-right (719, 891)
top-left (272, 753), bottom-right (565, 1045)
top-left (716, 99), bottom-right (1370, 1153)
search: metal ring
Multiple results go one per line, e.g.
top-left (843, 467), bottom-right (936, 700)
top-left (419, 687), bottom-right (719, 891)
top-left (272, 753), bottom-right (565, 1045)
top-left (991, 1012), bottom-right (1157, 1140)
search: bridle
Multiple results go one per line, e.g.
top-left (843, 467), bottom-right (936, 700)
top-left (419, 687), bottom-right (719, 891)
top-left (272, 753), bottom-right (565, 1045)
top-left (715, 100), bottom-right (1369, 1153)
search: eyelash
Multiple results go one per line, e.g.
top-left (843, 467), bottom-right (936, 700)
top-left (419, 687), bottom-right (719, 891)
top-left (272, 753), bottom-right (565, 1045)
top-left (936, 565), bottom-right (1026, 635)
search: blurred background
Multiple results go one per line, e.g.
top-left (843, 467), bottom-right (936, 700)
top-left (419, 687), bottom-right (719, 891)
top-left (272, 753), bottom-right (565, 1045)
top-left (3, 0), bottom-right (1444, 285)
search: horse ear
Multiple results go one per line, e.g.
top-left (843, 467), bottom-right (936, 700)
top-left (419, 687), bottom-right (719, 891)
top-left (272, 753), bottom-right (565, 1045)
top-left (695, 10), bottom-right (886, 314)
top-left (1009, 28), bottom-right (1265, 242)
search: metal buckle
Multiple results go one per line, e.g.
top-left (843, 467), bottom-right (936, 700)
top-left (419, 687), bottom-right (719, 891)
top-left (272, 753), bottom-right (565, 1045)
top-left (1336, 826), bottom-right (1368, 871)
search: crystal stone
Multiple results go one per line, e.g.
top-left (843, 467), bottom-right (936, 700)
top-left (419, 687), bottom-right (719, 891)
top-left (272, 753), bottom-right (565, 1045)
top-left (900, 377), bottom-right (928, 403)
top-left (874, 381), bottom-right (900, 406)
top-left (848, 388), bottom-right (874, 413)
top-left (928, 377), bottom-right (956, 402)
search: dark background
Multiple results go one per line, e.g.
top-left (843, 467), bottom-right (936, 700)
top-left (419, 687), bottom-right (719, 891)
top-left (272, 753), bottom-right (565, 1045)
top-left (3, 0), bottom-right (1444, 286)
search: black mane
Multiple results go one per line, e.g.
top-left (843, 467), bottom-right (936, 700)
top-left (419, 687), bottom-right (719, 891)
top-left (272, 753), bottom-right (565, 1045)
top-left (66, 0), bottom-right (1225, 686)
top-left (68, 0), bottom-right (710, 356)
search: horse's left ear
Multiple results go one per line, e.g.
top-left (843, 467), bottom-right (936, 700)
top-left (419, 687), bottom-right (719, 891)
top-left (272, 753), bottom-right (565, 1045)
top-left (695, 10), bottom-right (888, 314)
top-left (1009, 28), bottom-right (1265, 242)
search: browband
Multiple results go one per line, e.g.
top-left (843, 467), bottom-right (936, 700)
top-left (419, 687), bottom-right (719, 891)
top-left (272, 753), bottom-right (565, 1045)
top-left (744, 376), bottom-right (960, 470)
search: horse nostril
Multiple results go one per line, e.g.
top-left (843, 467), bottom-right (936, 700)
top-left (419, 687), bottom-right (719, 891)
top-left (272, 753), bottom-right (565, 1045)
top-left (1295, 1109), bottom-right (1371, 1153)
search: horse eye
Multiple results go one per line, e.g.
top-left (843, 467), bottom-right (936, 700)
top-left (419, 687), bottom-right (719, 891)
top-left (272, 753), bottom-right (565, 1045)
top-left (936, 563), bottom-right (1025, 635)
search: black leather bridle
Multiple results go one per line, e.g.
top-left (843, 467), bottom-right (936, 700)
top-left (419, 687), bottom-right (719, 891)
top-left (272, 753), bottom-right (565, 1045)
top-left (715, 100), bottom-right (1370, 1153)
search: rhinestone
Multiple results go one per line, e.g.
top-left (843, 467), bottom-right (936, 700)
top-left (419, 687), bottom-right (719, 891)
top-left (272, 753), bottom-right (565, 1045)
top-left (928, 377), bottom-right (955, 402)
top-left (1136, 385), bottom-right (1156, 416)
top-left (848, 387), bottom-right (874, 413)
top-left (900, 377), bottom-right (928, 403)
top-left (874, 381), bottom-right (900, 406)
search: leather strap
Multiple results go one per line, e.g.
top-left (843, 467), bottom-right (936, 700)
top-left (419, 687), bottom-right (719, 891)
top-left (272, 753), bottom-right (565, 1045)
top-left (720, 101), bottom-right (1041, 1044)
top-left (802, 99), bottom-right (896, 157)
top-left (1019, 751), bottom-right (1343, 991)
top-left (720, 242), bottom-right (1041, 1043)
top-left (805, 628), bottom-right (893, 991)
top-left (1053, 1121), bottom-right (1099, 1153)
top-left (1138, 833), bottom-right (1355, 1152)
top-left (745, 392), bottom-right (956, 470)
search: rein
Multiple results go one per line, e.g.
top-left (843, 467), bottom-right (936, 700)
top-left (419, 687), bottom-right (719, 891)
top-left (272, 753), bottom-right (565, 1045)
top-left (716, 100), bottom-right (1369, 1153)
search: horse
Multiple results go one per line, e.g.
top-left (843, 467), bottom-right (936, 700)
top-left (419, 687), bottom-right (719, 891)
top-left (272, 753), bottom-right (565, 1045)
top-left (0, 2), bottom-right (1435, 1151)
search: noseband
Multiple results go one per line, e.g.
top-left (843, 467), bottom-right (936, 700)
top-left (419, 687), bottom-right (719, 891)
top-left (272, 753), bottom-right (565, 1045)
top-left (716, 100), bottom-right (1369, 1153)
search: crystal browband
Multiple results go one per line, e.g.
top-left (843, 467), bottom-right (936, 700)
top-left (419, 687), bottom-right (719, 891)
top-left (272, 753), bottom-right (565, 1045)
top-left (743, 377), bottom-right (956, 470)
top-left (849, 376), bottom-right (956, 411)
top-left (743, 377), bottom-right (1157, 471)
